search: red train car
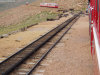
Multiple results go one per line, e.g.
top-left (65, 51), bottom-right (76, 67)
top-left (40, 3), bottom-right (58, 8)
top-left (89, 0), bottom-right (100, 75)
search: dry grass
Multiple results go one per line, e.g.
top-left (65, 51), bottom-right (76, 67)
top-left (0, 11), bottom-right (58, 35)
top-left (0, 0), bottom-right (87, 35)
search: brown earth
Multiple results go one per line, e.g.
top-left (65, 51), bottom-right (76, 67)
top-left (0, 3), bottom-right (58, 27)
top-left (0, 15), bottom-right (72, 62)
top-left (32, 15), bottom-right (93, 75)
top-left (0, 0), bottom-right (87, 27)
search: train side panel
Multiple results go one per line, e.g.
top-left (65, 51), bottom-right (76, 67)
top-left (89, 0), bottom-right (100, 75)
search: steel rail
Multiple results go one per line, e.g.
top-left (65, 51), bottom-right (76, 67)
top-left (27, 14), bottom-right (80, 75)
top-left (0, 12), bottom-right (81, 75)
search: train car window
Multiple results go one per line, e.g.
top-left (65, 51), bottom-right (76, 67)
top-left (97, 0), bottom-right (99, 32)
top-left (97, 0), bottom-right (99, 12)
top-left (88, 0), bottom-right (90, 3)
top-left (95, 0), bottom-right (96, 9)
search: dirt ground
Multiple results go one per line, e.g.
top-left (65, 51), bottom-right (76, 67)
top-left (0, 15), bottom-right (72, 62)
top-left (0, 3), bottom-right (57, 27)
top-left (33, 15), bottom-right (94, 75)
top-left (0, 0), bottom-right (87, 27)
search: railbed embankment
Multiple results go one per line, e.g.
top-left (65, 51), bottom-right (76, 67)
top-left (32, 15), bottom-right (93, 75)
top-left (0, 15), bottom-right (72, 62)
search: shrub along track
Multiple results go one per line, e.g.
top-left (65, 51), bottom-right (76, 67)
top-left (0, 12), bottom-right (81, 75)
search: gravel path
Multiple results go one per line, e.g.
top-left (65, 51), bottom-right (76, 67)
top-left (33, 15), bottom-right (94, 75)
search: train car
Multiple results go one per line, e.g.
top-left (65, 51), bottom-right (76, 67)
top-left (89, 0), bottom-right (100, 75)
top-left (40, 3), bottom-right (58, 8)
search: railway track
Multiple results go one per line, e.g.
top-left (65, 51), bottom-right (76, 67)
top-left (0, 12), bottom-right (81, 75)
